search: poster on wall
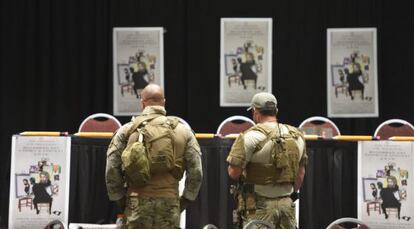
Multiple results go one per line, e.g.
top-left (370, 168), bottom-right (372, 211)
top-left (327, 28), bottom-right (378, 117)
top-left (113, 27), bottom-right (164, 116)
top-left (358, 141), bottom-right (413, 229)
top-left (220, 18), bottom-right (272, 107)
top-left (8, 136), bottom-right (71, 228)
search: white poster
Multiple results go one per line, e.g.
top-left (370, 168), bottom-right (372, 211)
top-left (220, 18), bottom-right (272, 107)
top-left (327, 28), bottom-right (378, 117)
top-left (358, 141), bottom-right (414, 229)
top-left (9, 136), bottom-right (71, 229)
top-left (113, 27), bottom-right (164, 116)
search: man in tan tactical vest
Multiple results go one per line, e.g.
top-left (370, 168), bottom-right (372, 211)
top-left (105, 84), bottom-right (203, 228)
top-left (227, 92), bottom-right (307, 229)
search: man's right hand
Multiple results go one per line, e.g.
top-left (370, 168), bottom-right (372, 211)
top-left (180, 196), bottom-right (191, 213)
top-left (228, 165), bottom-right (242, 180)
top-left (116, 196), bottom-right (126, 212)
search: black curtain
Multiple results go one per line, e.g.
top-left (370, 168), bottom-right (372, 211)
top-left (186, 138), bottom-right (236, 229)
top-left (1, 0), bottom-right (414, 227)
top-left (300, 140), bottom-right (358, 228)
top-left (69, 137), bottom-right (118, 224)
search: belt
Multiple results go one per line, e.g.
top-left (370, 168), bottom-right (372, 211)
top-left (256, 194), bottom-right (290, 200)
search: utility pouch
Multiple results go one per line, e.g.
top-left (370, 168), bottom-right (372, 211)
top-left (274, 139), bottom-right (289, 168)
top-left (245, 193), bottom-right (256, 210)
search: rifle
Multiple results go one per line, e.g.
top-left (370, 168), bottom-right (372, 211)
top-left (230, 179), bottom-right (256, 229)
top-left (230, 179), bottom-right (245, 229)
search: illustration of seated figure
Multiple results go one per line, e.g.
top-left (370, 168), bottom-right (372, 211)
top-left (380, 176), bottom-right (401, 219)
top-left (131, 62), bottom-right (149, 99)
top-left (239, 52), bottom-right (257, 89)
top-left (346, 63), bottom-right (365, 100)
top-left (32, 171), bottom-right (53, 214)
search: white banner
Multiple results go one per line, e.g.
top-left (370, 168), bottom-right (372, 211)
top-left (358, 141), bottom-right (413, 229)
top-left (9, 136), bottom-right (71, 229)
top-left (220, 18), bottom-right (272, 107)
top-left (327, 28), bottom-right (379, 117)
top-left (113, 27), bottom-right (164, 116)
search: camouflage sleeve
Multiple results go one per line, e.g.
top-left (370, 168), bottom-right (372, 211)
top-left (182, 132), bottom-right (203, 201)
top-left (226, 134), bottom-right (246, 168)
top-left (105, 123), bottom-right (131, 201)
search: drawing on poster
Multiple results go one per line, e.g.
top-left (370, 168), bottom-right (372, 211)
top-left (14, 159), bottom-right (62, 215)
top-left (362, 162), bottom-right (410, 220)
top-left (224, 41), bottom-right (265, 90)
top-left (330, 52), bottom-right (372, 101)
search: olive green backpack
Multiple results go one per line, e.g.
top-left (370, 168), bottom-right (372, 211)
top-left (121, 114), bottom-right (179, 188)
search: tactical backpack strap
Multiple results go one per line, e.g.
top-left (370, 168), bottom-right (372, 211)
top-left (251, 124), bottom-right (279, 154)
top-left (282, 124), bottom-right (304, 139)
top-left (127, 114), bottom-right (162, 137)
top-left (141, 116), bottom-right (179, 146)
top-left (166, 116), bottom-right (180, 130)
top-left (127, 131), bottom-right (141, 146)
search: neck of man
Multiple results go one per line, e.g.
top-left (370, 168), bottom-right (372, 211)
top-left (259, 115), bottom-right (277, 123)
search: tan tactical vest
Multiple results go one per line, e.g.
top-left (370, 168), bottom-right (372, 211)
top-left (126, 115), bottom-right (187, 198)
top-left (244, 123), bottom-right (302, 185)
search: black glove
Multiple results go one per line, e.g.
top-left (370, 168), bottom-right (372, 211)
top-left (290, 191), bottom-right (299, 202)
top-left (179, 196), bottom-right (191, 213)
top-left (116, 196), bottom-right (126, 212)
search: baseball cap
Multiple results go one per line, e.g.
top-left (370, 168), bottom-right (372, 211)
top-left (247, 92), bottom-right (278, 111)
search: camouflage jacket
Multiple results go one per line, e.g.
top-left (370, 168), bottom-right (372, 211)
top-left (105, 106), bottom-right (203, 201)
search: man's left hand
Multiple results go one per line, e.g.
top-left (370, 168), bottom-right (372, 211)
top-left (290, 191), bottom-right (299, 202)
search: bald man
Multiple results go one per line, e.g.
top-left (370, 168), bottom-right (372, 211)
top-left (105, 84), bottom-right (203, 228)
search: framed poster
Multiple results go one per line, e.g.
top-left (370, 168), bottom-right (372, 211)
top-left (113, 27), bottom-right (164, 116)
top-left (327, 28), bottom-right (378, 117)
top-left (9, 136), bottom-right (71, 228)
top-left (358, 141), bottom-right (414, 228)
top-left (220, 18), bottom-right (272, 107)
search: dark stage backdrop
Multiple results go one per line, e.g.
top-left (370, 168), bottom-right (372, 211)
top-left (1, 0), bottom-right (414, 227)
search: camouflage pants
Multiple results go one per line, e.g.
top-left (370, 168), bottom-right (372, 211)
top-left (124, 195), bottom-right (180, 229)
top-left (244, 196), bottom-right (296, 229)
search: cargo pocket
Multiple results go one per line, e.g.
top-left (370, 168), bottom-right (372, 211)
top-left (280, 199), bottom-right (296, 229)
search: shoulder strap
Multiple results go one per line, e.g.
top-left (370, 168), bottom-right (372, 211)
top-left (252, 124), bottom-right (271, 135)
top-left (127, 113), bottom-right (162, 137)
top-left (282, 124), bottom-right (303, 139)
top-left (251, 124), bottom-right (279, 154)
top-left (166, 116), bottom-right (180, 129)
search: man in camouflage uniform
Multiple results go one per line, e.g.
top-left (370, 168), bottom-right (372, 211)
top-left (106, 84), bottom-right (203, 228)
top-left (227, 92), bottom-right (307, 229)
